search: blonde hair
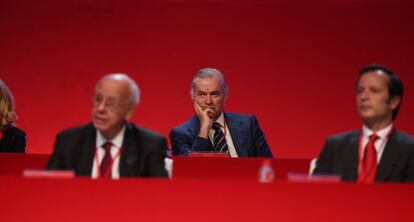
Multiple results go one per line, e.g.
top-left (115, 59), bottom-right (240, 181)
top-left (0, 79), bottom-right (17, 127)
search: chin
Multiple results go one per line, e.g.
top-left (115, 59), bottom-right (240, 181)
top-left (93, 122), bottom-right (107, 131)
top-left (358, 110), bottom-right (372, 118)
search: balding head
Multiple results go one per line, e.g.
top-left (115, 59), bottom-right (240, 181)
top-left (92, 73), bottom-right (140, 140)
top-left (97, 73), bottom-right (140, 106)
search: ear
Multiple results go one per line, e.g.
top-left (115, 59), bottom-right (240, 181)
top-left (125, 105), bottom-right (136, 120)
top-left (390, 96), bottom-right (401, 110)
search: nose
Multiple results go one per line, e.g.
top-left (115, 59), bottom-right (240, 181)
top-left (96, 100), bottom-right (107, 111)
top-left (358, 90), bottom-right (369, 101)
top-left (205, 95), bottom-right (213, 104)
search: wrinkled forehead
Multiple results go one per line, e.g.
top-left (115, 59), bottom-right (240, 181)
top-left (193, 76), bottom-right (225, 91)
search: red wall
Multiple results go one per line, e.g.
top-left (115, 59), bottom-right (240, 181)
top-left (1, 0), bottom-right (414, 158)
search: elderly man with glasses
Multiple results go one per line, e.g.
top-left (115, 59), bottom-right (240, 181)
top-left (46, 73), bottom-right (168, 179)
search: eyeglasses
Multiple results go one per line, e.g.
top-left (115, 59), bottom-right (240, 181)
top-left (92, 95), bottom-right (125, 112)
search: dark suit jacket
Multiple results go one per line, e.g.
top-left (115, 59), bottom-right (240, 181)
top-left (46, 123), bottom-right (168, 178)
top-left (314, 130), bottom-right (414, 182)
top-left (0, 125), bottom-right (26, 153)
top-left (169, 112), bottom-right (273, 157)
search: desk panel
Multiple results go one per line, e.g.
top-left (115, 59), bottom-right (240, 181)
top-left (0, 176), bottom-right (413, 221)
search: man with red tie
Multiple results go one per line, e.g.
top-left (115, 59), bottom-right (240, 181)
top-left (313, 64), bottom-right (414, 183)
top-left (46, 74), bottom-right (168, 178)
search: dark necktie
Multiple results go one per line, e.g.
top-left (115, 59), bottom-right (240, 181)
top-left (100, 142), bottom-right (113, 178)
top-left (358, 134), bottom-right (379, 183)
top-left (212, 122), bottom-right (228, 152)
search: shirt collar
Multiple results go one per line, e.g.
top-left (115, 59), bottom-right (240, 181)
top-left (362, 123), bottom-right (393, 140)
top-left (96, 126), bottom-right (126, 149)
top-left (214, 112), bottom-right (225, 127)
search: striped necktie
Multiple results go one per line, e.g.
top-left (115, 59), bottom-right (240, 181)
top-left (212, 122), bottom-right (228, 152)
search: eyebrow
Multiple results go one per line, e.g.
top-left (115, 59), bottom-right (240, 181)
top-left (197, 90), bottom-right (219, 94)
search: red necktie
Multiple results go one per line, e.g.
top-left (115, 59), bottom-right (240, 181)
top-left (358, 134), bottom-right (379, 183)
top-left (99, 142), bottom-right (113, 178)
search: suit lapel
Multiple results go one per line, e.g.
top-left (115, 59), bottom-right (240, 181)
top-left (76, 124), bottom-right (96, 176)
top-left (225, 113), bottom-right (246, 156)
top-left (119, 123), bottom-right (139, 177)
top-left (376, 131), bottom-right (402, 182)
top-left (343, 131), bottom-right (360, 181)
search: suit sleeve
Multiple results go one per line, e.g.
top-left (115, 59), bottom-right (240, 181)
top-left (169, 128), bottom-right (211, 156)
top-left (313, 138), bottom-right (334, 175)
top-left (404, 141), bottom-right (414, 182)
top-left (147, 136), bottom-right (169, 178)
top-left (251, 116), bottom-right (273, 157)
top-left (45, 133), bottom-right (65, 170)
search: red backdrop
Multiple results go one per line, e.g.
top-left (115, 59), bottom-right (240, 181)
top-left (1, 0), bottom-right (414, 158)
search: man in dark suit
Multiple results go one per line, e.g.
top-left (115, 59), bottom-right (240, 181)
top-left (169, 68), bottom-right (273, 157)
top-left (314, 64), bottom-right (414, 183)
top-left (46, 73), bottom-right (168, 178)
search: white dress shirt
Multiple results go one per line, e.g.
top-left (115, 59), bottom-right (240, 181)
top-left (208, 113), bottom-right (238, 157)
top-left (361, 124), bottom-right (393, 163)
top-left (91, 126), bottom-right (125, 179)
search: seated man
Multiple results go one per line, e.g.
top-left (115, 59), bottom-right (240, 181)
top-left (314, 64), bottom-right (414, 183)
top-left (46, 74), bottom-right (168, 178)
top-left (169, 68), bottom-right (273, 157)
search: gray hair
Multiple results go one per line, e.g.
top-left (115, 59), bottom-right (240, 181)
top-left (98, 73), bottom-right (140, 105)
top-left (190, 68), bottom-right (228, 96)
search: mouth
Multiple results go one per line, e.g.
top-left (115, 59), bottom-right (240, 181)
top-left (359, 105), bottom-right (372, 111)
top-left (93, 115), bottom-right (108, 124)
top-left (201, 105), bottom-right (215, 110)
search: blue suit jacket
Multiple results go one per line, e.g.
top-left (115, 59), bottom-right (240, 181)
top-left (169, 112), bottom-right (273, 157)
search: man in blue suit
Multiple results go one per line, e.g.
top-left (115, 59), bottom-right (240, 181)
top-left (169, 68), bottom-right (273, 157)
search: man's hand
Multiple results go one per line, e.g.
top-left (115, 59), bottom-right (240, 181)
top-left (193, 100), bottom-right (213, 139)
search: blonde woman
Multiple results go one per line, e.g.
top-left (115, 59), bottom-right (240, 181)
top-left (0, 79), bottom-right (26, 153)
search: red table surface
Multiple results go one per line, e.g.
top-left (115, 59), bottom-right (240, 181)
top-left (1, 176), bottom-right (413, 222)
top-left (0, 153), bottom-right (312, 179)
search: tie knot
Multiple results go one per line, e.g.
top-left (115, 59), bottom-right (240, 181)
top-left (369, 134), bottom-right (379, 142)
top-left (212, 122), bottom-right (221, 132)
top-left (102, 142), bottom-right (112, 152)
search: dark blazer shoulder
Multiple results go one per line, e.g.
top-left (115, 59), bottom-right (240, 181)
top-left (4, 125), bottom-right (26, 135)
top-left (393, 130), bottom-right (414, 144)
top-left (225, 112), bottom-right (255, 121)
top-left (57, 124), bottom-right (94, 138)
top-left (171, 115), bottom-right (199, 132)
top-left (132, 123), bottom-right (165, 142)
top-left (0, 125), bottom-right (27, 153)
top-left (325, 130), bottom-right (360, 147)
top-left (327, 130), bottom-right (359, 142)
